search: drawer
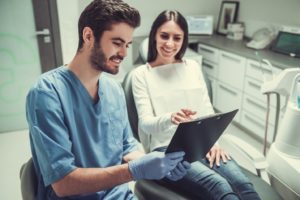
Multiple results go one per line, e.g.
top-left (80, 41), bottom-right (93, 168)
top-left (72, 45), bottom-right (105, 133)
top-left (214, 82), bottom-right (242, 122)
top-left (202, 59), bottom-right (218, 78)
top-left (242, 94), bottom-right (277, 126)
top-left (218, 51), bottom-right (246, 90)
top-left (241, 111), bottom-right (275, 144)
top-left (197, 44), bottom-right (219, 63)
top-left (246, 59), bottom-right (281, 82)
top-left (243, 77), bottom-right (285, 108)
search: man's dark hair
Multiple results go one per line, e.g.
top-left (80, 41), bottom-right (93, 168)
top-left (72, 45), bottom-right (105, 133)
top-left (147, 10), bottom-right (188, 62)
top-left (77, 0), bottom-right (140, 51)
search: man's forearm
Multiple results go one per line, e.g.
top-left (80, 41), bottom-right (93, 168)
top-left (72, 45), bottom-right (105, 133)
top-left (52, 164), bottom-right (133, 197)
top-left (123, 150), bottom-right (145, 162)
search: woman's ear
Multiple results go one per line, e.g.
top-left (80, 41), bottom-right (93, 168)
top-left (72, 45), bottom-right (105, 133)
top-left (82, 27), bottom-right (94, 48)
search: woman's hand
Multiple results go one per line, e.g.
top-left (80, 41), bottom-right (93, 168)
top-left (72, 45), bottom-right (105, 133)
top-left (171, 109), bottom-right (197, 125)
top-left (206, 144), bottom-right (231, 168)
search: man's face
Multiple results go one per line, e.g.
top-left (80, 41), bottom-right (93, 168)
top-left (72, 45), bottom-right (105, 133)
top-left (90, 23), bottom-right (134, 74)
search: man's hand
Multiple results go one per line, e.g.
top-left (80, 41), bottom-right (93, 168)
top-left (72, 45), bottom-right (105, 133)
top-left (128, 151), bottom-right (185, 180)
top-left (171, 109), bottom-right (197, 125)
top-left (165, 161), bottom-right (191, 181)
top-left (206, 145), bottom-right (231, 168)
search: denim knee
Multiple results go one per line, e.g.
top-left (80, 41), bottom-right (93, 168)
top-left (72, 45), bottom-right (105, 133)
top-left (205, 172), bottom-right (238, 200)
top-left (188, 166), bottom-right (239, 200)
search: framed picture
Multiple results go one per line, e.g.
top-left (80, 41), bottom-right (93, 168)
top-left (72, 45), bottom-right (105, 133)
top-left (217, 1), bottom-right (239, 35)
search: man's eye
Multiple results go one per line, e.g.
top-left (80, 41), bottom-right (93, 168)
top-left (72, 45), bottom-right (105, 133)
top-left (113, 42), bottom-right (122, 47)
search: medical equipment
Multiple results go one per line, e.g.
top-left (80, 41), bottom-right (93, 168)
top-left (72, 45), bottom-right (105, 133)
top-left (259, 60), bottom-right (300, 199)
top-left (186, 15), bottom-right (214, 35)
top-left (260, 66), bottom-right (300, 154)
top-left (247, 27), bottom-right (276, 49)
top-left (227, 22), bottom-right (244, 40)
top-left (271, 26), bottom-right (300, 58)
top-left (274, 73), bottom-right (300, 157)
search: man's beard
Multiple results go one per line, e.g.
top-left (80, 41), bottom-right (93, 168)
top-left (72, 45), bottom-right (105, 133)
top-left (90, 42), bottom-right (122, 75)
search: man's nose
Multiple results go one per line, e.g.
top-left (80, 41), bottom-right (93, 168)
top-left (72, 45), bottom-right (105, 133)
top-left (119, 46), bottom-right (127, 57)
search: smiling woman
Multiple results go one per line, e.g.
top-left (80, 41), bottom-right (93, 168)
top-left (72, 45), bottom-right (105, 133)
top-left (131, 9), bottom-right (262, 200)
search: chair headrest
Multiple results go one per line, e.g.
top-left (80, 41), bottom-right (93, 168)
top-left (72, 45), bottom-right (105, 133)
top-left (139, 37), bottom-right (149, 63)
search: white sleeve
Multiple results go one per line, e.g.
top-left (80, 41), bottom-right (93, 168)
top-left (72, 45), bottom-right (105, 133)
top-left (132, 67), bottom-right (174, 136)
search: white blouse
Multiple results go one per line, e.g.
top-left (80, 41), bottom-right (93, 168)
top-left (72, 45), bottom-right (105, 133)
top-left (132, 59), bottom-right (214, 152)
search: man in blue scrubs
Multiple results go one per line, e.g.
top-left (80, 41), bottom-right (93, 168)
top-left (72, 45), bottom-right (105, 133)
top-left (26, 0), bottom-right (190, 199)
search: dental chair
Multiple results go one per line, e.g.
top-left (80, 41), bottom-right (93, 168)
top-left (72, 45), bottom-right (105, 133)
top-left (122, 68), bottom-right (283, 200)
top-left (20, 158), bottom-right (37, 200)
top-left (120, 37), bottom-right (283, 200)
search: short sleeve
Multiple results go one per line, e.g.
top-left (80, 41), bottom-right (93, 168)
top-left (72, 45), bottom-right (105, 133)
top-left (26, 88), bottom-right (76, 186)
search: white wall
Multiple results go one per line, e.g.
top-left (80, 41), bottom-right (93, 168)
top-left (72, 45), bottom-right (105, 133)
top-left (59, 0), bottom-right (300, 66)
top-left (122, 0), bottom-right (220, 36)
top-left (78, 0), bottom-right (220, 36)
top-left (77, 0), bottom-right (300, 38)
top-left (238, 0), bottom-right (300, 37)
top-left (57, 0), bottom-right (80, 64)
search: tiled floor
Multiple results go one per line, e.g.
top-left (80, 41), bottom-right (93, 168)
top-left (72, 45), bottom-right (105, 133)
top-left (0, 130), bottom-right (31, 200)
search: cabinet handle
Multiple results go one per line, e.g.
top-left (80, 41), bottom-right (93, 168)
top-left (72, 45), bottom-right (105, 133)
top-left (248, 80), bottom-right (261, 90)
top-left (221, 53), bottom-right (241, 63)
top-left (244, 113), bottom-right (265, 128)
top-left (250, 63), bottom-right (272, 74)
top-left (199, 47), bottom-right (214, 54)
top-left (219, 85), bottom-right (238, 96)
top-left (246, 98), bottom-right (266, 111)
top-left (203, 62), bottom-right (214, 69)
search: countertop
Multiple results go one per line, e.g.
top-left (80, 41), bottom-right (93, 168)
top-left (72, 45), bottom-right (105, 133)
top-left (188, 34), bottom-right (300, 70)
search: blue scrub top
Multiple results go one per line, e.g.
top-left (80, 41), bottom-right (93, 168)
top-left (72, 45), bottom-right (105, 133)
top-left (26, 66), bottom-right (138, 200)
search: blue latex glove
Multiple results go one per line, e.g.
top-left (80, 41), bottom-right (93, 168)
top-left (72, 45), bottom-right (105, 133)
top-left (128, 151), bottom-right (185, 180)
top-left (165, 161), bottom-right (191, 181)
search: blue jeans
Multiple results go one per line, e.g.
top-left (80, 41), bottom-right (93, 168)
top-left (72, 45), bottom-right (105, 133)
top-left (155, 147), bottom-right (261, 200)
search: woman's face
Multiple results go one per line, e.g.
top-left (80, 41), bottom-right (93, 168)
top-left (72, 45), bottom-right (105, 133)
top-left (154, 20), bottom-right (184, 64)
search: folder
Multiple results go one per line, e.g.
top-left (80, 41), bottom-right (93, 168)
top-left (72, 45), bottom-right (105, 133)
top-left (165, 109), bottom-right (238, 162)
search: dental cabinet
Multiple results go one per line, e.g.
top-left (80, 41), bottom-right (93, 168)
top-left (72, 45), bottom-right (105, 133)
top-left (193, 35), bottom-right (300, 144)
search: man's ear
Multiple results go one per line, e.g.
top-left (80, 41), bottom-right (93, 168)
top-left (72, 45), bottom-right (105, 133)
top-left (82, 27), bottom-right (94, 48)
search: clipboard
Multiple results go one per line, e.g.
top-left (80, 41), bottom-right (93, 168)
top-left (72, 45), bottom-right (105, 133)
top-left (165, 109), bottom-right (238, 162)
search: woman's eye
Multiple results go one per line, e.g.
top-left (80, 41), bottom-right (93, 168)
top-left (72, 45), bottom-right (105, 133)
top-left (174, 37), bottom-right (182, 42)
top-left (160, 34), bottom-right (169, 40)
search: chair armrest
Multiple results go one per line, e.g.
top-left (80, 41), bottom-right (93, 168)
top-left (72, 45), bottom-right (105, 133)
top-left (220, 134), bottom-right (270, 184)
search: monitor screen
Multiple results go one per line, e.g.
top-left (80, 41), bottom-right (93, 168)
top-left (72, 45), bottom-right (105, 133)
top-left (186, 15), bottom-right (213, 35)
top-left (271, 31), bottom-right (300, 58)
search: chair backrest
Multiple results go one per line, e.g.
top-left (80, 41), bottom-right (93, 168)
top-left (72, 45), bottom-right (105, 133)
top-left (20, 158), bottom-right (37, 200)
top-left (122, 70), bottom-right (140, 141)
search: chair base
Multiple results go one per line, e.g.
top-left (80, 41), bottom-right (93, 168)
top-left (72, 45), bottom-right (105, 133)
top-left (135, 179), bottom-right (198, 200)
